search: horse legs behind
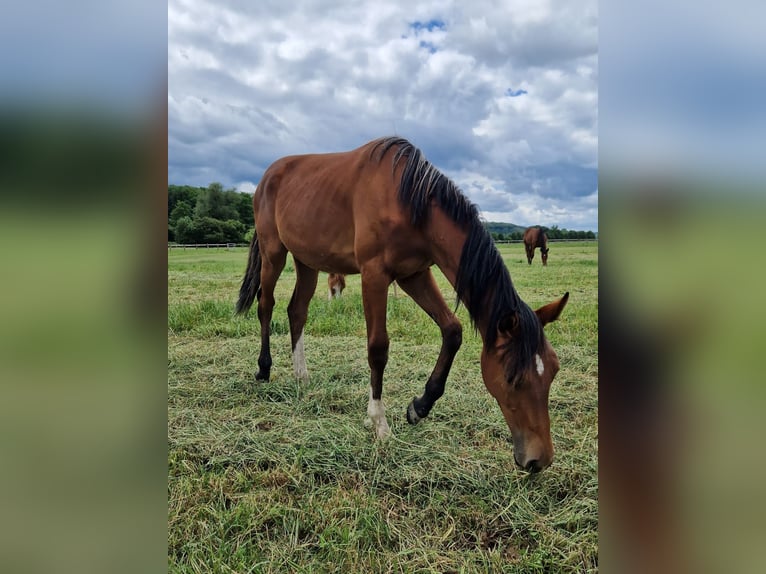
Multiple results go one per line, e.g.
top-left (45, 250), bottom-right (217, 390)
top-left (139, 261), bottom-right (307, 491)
top-left (288, 259), bottom-right (319, 381)
top-left (327, 273), bottom-right (345, 300)
top-left (360, 263), bottom-right (392, 439)
top-left (525, 243), bottom-right (534, 265)
top-left (396, 269), bottom-right (462, 424)
top-left (327, 273), bottom-right (399, 300)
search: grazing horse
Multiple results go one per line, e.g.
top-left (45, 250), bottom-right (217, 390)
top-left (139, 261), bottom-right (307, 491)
top-left (328, 273), bottom-right (398, 299)
top-left (327, 273), bottom-right (346, 300)
top-left (524, 226), bottom-right (549, 266)
top-left (236, 137), bottom-right (568, 472)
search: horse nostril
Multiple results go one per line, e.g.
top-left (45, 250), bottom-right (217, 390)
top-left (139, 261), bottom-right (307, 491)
top-left (525, 459), bottom-right (542, 473)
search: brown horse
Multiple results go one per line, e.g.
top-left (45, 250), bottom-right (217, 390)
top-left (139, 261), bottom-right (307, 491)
top-left (524, 226), bottom-right (549, 266)
top-left (327, 273), bottom-right (346, 300)
top-left (327, 273), bottom-right (398, 299)
top-left (236, 137), bottom-right (568, 472)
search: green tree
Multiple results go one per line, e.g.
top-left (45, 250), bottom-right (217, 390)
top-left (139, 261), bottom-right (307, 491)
top-left (169, 201), bottom-right (193, 226)
top-left (174, 216), bottom-right (197, 244)
top-left (235, 191), bottom-right (254, 227)
top-left (194, 216), bottom-right (226, 243)
top-left (168, 185), bottom-right (201, 217)
top-left (195, 183), bottom-right (238, 221)
top-left (220, 219), bottom-right (246, 243)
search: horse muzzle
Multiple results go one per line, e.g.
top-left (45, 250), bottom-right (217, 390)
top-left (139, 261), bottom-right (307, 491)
top-left (513, 439), bottom-right (553, 473)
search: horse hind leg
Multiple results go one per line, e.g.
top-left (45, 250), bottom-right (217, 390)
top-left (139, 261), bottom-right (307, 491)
top-left (396, 269), bottom-right (462, 425)
top-left (255, 244), bottom-right (287, 381)
top-left (288, 259), bottom-right (318, 381)
top-left (327, 274), bottom-right (335, 300)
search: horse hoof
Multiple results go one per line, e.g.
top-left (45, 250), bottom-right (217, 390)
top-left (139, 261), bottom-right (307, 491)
top-left (255, 370), bottom-right (269, 381)
top-left (406, 399), bottom-right (422, 425)
top-left (376, 422), bottom-right (391, 440)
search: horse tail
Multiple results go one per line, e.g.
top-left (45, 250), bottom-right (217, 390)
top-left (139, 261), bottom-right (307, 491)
top-left (235, 230), bottom-right (262, 315)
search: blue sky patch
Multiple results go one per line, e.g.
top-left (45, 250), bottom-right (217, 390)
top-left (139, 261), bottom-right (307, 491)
top-left (410, 19), bottom-right (446, 33)
top-left (506, 88), bottom-right (528, 97)
top-left (419, 41), bottom-right (437, 54)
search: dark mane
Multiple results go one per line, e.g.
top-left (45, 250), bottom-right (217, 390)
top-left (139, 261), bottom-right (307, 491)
top-left (371, 136), bottom-right (544, 380)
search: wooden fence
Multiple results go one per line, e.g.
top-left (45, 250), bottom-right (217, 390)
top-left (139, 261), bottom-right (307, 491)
top-left (169, 238), bottom-right (596, 250)
top-left (168, 243), bottom-right (247, 250)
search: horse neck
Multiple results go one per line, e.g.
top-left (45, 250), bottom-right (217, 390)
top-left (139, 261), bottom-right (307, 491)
top-left (426, 208), bottom-right (495, 344)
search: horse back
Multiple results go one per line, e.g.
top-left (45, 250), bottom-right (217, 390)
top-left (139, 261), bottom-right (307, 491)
top-left (523, 226), bottom-right (538, 246)
top-left (524, 226), bottom-right (547, 249)
top-left (253, 143), bottom-right (428, 275)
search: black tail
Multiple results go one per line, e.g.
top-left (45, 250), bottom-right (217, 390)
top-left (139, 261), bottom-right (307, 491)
top-left (235, 232), bottom-right (262, 315)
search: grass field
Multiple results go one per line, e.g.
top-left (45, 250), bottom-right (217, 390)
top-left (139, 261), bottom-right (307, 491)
top-left (168, 241), bottom-right (598, 573)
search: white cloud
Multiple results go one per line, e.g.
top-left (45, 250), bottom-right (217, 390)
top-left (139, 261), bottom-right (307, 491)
top-left (235, 181), bottom-right (257, 194)
top-left (169, 0), bottom-right (598, 229)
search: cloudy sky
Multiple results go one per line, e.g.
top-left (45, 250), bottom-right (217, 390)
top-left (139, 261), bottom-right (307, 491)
top-left (168, 0), bottom-right (598, 230)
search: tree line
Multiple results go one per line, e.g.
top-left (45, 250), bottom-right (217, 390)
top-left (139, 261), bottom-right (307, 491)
top-left (168, 184), bottom-right (253, 244)
top-left (168, 183), bottom-right (596, 244)
top-left (491, 226), bottom-right (596, 242)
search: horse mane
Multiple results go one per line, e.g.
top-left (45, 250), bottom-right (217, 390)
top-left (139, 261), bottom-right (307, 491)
top-left (370, 136), bottom-right (543, 381)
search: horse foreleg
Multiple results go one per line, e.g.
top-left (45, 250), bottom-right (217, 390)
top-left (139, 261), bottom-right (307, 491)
top-left (396, 269), bottom-right (462, 424)
top-left (361, 266), bottom-right (391, 439)
top-left (255, 247), bottom-right (286, 381)
top-left (287, 259), bottom-right (318, 381)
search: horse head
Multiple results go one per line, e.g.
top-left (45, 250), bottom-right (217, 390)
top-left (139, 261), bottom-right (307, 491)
top-left (480, 292), bottom-right (569, 472)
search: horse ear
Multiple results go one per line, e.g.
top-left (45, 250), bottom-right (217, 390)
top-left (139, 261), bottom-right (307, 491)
top-left (535, 292), bottom-right (569, 326)
top-left (498, 313), bottom-right (519, 334)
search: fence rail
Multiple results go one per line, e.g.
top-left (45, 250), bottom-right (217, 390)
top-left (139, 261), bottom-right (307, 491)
top-left (169, 238), bottom-right (596, 250)
top-left (168, 243), bottom-right (248, 249)
top-left (494, 238), bottom-right (597, 244)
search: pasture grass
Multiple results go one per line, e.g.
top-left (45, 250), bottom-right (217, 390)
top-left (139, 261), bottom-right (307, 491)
top-left (168, 242), bottom-right (598, 572)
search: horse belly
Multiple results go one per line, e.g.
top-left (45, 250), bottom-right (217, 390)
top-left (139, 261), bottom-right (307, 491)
top-left (271, 183), bottom-right (359, 273)
top-left (282, 234), bottom-right (359, 274)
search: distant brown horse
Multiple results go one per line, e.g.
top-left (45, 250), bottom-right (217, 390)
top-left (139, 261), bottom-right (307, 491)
top-left (327, 273), bottom-right (346, 300)
top-left (524, 226), bottom-right (549, 266)
top-left (328, 273), bottom-right (398, 300)
top-left (237, 137), bottom-right (568, 472)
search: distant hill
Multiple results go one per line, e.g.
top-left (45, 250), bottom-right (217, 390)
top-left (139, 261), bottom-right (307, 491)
top-left (483, 222), bottom-right (527, 236)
